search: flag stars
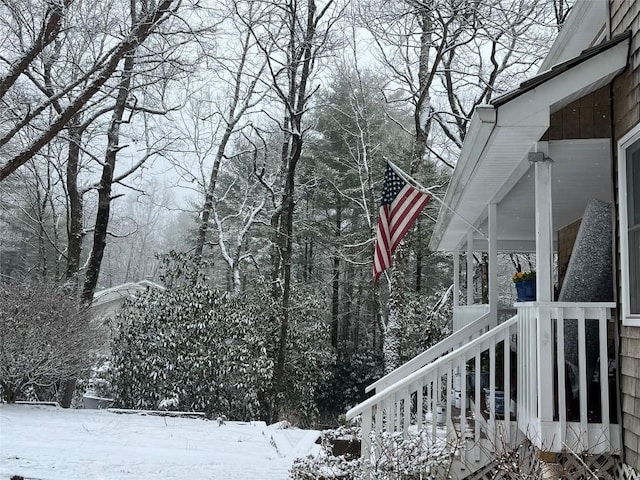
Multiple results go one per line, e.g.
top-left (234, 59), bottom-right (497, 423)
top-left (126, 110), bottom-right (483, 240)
top-left (374, 162), bottom-right (431, 281)
top-left (381, 166), bottom-right (405, 206)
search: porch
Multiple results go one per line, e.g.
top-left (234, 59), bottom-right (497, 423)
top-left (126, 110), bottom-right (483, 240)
top-left (346, 302), bottom-right (620, 476)
top-left (345, 32), bottom-right (631, 477)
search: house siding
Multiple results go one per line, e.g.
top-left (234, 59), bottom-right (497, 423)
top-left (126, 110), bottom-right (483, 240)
top-left (541, 86), bottom-right (611, 141)
top-left (556, 219), bottom-right (582, 296)
top-left (611, 0), bottom-right (640, 470)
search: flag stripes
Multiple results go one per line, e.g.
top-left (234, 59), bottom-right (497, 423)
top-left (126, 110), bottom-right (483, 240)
top-left (373, 165), bottom-right (430, 281)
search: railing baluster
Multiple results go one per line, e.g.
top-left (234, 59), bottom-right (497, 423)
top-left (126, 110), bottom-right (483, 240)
top-left (395, 392), bottom-right (401, 433)
top-left (489, 338), bottom-right (496, 446)
top-left (538, 307), bottom-right (554, 423)
top-left (432, 376), bottom-right (438, 443)
top-left (416, 380), bottom-right (424, 430)
top-left (518, 308), bottom-right (525, 434)
top-left (384, 397), bottom-right (392, 433)
top-left (577, 308), bottom-right (588, 450)
top-left (474, 351), bottom-right (481, 462)
top-left (556, 306), bottom-right (566, 445)
top-left (503, 328), bottom-right (511, 447)
top-left (362, 407), bottom-right (372, 459)
top-left (402, 387), bottom-right (410, 436)
top-left (598, 307), bottom-right (610, 442)
top-left (460, 358), bottom-right (468, 465)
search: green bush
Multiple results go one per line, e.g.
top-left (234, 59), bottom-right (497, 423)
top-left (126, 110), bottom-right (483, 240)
top-left (110, 253), bottom-right (333, 422)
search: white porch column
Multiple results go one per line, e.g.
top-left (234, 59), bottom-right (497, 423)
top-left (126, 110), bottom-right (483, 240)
top-left (488, 203), bottom-right (498, 326)
top-left (453, 250), bottom-right (460, 307)
top-left (530, 151), bottom-right (554, 302)
top-left (466, 231), bottom-right (474, 305)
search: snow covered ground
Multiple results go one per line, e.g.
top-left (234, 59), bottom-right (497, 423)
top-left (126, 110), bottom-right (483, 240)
top-left (0, 404), bottom-right (321, 480)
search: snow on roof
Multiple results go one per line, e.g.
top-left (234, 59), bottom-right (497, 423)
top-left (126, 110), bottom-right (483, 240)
top-left (91, 279), bottom-right (165, 309)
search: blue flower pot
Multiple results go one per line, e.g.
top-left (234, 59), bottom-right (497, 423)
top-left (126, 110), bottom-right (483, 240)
top-left (515, 280), bottom-right (536, 302)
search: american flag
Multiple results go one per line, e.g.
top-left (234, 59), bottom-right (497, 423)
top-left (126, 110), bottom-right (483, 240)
top-left (373, 163), bottom-right (431, 282)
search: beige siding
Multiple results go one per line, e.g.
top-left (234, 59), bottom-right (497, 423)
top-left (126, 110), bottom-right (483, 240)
top-left (612, 0), bottom-right (640, 470)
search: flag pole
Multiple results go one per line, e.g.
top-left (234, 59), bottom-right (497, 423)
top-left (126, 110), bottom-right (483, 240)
top-left (386, 159), bottom-right (488, 239)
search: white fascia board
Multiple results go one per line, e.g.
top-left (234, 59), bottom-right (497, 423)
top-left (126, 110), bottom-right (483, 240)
top-left (538, 0), bottom-right (606, 73)
top-left (430, 37), bottom-right (629, 253)
top-left (429, 106), bottom-right (496, 251)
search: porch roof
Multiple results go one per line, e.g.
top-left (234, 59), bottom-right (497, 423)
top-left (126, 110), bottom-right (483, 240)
top-left (429, 33), bottom-right (630, 253)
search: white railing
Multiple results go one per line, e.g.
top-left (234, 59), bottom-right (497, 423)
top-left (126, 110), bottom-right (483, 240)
top-left (348, 315), bottom-right (520, 465)
top-left (366, 310), bottom-right (492, 395)
top-left (453, 304), bottom-right (490, 332)
top-left (518, 302), bottom-right (619, 454)
top-left (348, 302), bottom-right (620, 470)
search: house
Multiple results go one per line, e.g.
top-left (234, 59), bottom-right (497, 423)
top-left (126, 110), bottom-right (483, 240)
top-left (346, 1), bottom-right (640, 477)
top-left (91, 279), bottom-right (164, 353)
top-left (91, 279), bottom-right (165, 321)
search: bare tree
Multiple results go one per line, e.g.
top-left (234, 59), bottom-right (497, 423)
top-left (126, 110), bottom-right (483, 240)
top-left (240, 0), bottom-right (345, 420)
top-left (0, 279), bottom-right (98, 403)
top-left (191, 1), bottom-right (267, 263)
top-left (0, 0), bottom-right (183, 182)
top-left (212, 163), bottom-right (266, 296)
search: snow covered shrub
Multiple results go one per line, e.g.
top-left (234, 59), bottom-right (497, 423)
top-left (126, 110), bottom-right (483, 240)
top-left (278, 288), bottom-right (334, 424)
top-left (112, 252), bottom-right (333, 423)
top-left (76, 354), bottom-right (114, 399)
top-left (317, 348), bottom-right (384, 421)
top-left (111, 280), bottom-right (273, 419)
top-left (290, 426), bottom-right (456, 480)
top-left (290, 426), bottom-right (364, 479)
top-left (0, 279), bottom-right (98, 403)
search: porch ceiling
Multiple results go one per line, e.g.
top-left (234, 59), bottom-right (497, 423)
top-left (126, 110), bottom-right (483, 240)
top-left (475, 139), bottom-right (612, 252)
top-left (429, 34), bottom-right (629, 253)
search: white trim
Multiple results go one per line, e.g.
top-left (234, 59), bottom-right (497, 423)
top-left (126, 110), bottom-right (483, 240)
top-left (533, 148), bottom-right (554, 303)
top-left (453, 250), bottom-right (460, 307)
top-left (488, 203), bottom-right (498, 326)
top-left (618, 123), bottom-right (640, 326)
top-left (430, 37), bottom-right (629, 253)
top-left (467, 231), bottom-right (474, 305)
top-left (538, 0), bottom-right (607, 73)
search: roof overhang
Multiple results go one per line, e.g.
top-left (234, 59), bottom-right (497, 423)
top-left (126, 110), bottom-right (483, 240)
top-left (429, 33), bottom-right (630, 252)
top-left (538, 0), bottom-right (607, 73)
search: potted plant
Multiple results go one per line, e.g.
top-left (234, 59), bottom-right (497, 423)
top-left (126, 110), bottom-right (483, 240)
top-left (512, 270), bottom-right (536, 302)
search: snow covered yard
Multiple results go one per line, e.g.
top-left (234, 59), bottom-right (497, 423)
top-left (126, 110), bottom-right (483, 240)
top-left (0, 405), bottom-right (320, 480)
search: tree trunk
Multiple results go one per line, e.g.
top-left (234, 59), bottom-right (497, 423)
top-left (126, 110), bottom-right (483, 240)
top-left (415, 218), bottom-right (423, 291)
top-left (481, 252), bottom-right (489, 304)
top-left (81, 51), bottom-right (136, 306)
top-left (271, 149), bottom-right (300, 420)
top-left (194, 139), bottom-right (227, 263)
top-left (384, 244), bottom-right (407, 373)
top-left (65, 116), bottom-right (83, 289)
top-left (342, 260), bottom-right (354, 344)
top-left (331, 204), bottom-right (342, 348)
